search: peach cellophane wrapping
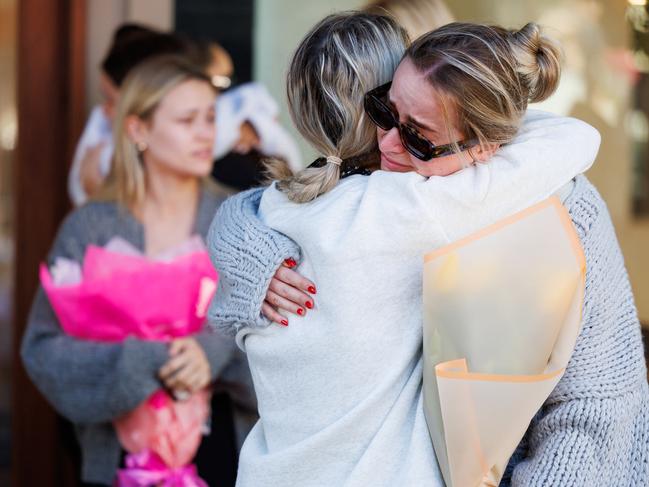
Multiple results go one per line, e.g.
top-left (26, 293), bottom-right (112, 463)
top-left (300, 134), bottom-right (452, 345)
top-left (422, 197), bottom-right (585, 487)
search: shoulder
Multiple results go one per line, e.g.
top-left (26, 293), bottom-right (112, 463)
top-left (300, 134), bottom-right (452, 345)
top-left (201, 178), bottom-right (234, 208)
top-left (58, 200), bottom-right (123, 238)
top-left (556, 176), bottom-right (646, 397)
top-left (261, 176), bottom-right (365, 207)
top-left (194, 178), bottom-right (236, 238)
top-left (563, 175), bottom-right (611, 241)
top-left (194, 180), bottom-right (233, 237)
top-left (49, 200), bottom-right (124, 262)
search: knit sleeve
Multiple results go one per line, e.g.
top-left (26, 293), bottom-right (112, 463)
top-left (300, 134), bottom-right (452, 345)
top-left (504, 178), bottom-right (649, 486)
top-left (20, 209), bottom-right (169, 424)
top-left (206, 187), bottom-right (301, 336)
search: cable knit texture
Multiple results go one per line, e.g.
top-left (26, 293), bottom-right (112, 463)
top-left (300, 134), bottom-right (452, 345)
top-left (207, 187), bottom-right (301, 335)
top-left (500, 175), bottom-right (649, 486)
top-left (208, 175), bottom-right (649, 486)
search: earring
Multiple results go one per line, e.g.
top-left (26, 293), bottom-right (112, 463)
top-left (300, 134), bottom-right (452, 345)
top-left (136, 141), bottom-right (148, 152)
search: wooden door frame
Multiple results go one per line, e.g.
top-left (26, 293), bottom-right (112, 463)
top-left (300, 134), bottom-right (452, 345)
top-left (11, 0), bottom-right (86, 486)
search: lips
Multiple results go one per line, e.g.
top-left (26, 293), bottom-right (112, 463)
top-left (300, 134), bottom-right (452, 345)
top-left (380, 153), bottom-right (411, 172)
top-left (192, 149), bottom-right (213, 160)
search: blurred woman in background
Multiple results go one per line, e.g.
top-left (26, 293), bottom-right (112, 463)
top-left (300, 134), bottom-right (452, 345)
top-left (364, 0), bottom-right (454, 39)
top-left (69, 23), bottom-right (302, 206)
top-left (68, 25), bottom-right (202, 206)
top-left (22, 56), bottom-right (255, 487)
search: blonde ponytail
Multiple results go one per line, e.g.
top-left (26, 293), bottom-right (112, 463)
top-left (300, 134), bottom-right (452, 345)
top-left (265, 12), bottom-right (408, 203)
top-left (275, 159), bottom-right (342, 203)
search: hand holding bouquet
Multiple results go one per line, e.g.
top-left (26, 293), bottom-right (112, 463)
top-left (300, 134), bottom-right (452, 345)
top-left (41, 236), bottom-right (218, 486)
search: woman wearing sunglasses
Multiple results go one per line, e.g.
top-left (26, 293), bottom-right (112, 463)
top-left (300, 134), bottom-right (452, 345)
top-left (207, 13), bottom-right (648, 487)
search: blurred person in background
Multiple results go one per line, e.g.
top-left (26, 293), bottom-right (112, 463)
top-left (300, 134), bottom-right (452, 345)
top-left (22, 56), bottom-right (255, 487)
top-left (364, 0), bottom-right (454, 39)
top-left (200, 39), bottom-right (302, 191)
top-left (211, 78), bottom-right (303, 191)
top-left (69, 23), bottom-right (302, 206)
top-left (68, 24), bottom-right (203, 206)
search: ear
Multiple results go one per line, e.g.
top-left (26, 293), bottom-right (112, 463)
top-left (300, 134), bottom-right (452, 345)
top-left (472, 142), bottom-right (500, 162)
top-left (124, 114), bottom-right (149, 147)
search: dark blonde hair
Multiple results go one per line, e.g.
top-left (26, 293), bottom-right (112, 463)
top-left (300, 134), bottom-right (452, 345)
top-left (97, 55), bottom-right (214, 207)
top-left (267, 12), bottom-right (409, 203)
top-left (364, 0), bottom-right (454, 40)
top-left (406, 22), bottom-right (562, 148)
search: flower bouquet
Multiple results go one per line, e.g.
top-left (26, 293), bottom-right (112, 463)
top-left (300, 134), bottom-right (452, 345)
top-left (41, 236), bottom-right (218, 486)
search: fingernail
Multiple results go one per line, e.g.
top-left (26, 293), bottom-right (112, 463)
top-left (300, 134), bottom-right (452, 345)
top-left (284, 258), bottom-right (297, 268)
top-left (308, 286), bottom-right (317, 294)
top-left (280, 319), bottom-right (289, 327)
top-left (297, 308), bottom-right (304, 316)
top-left (305, 301), bottom-right (313, 309)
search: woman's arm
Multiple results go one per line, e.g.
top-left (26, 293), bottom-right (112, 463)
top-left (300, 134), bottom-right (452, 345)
top-left (393, 111), bottom-right (602, 240)
top-left (504, 178), bottom-right (649, 486)
top-left (21, 290), bottom-right (169, 423)
top-left (207, 187), bottom-right (314, 334)
top-left (20, 209), bottom-right (169, 424)
top-left (477, 110), bottom-right (601, 208)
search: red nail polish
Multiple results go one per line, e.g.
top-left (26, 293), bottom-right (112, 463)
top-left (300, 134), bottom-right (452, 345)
top-left (305, 301), bottom-right (313, 309)
top-left (308, 286), bottom-right (317, 294)
top-left (280, 319), bottom-right (289, 327)
top-left (284, 258), bottom-right (297, 268)
top-left (297, 308), bottom-right (304, 316)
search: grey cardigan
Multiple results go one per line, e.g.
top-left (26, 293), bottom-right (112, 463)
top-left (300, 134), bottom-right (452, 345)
top-left (207, 175), bottom-right (649, 486)
top-left (21, 186), bottom-right (256, 485)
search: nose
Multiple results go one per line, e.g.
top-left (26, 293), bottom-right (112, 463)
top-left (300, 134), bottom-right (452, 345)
top-left (198, 118), bottom-right (216, 142)
top-left (378, 127), bottom-right (404, 155)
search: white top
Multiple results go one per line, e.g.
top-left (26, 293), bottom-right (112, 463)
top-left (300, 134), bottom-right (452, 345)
top-left (234, 111), bottom-right (601, 487)
top-left (67, 106), bottom-right (113, 206)
top-left (214, 82), bottom-right (303, 172)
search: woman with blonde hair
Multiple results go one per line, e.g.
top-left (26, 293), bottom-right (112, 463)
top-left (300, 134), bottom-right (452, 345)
top-left (205, 13), bottom-right (648, 487)
top-left (21, 55), bottom-right (255, 487)
top-left (364, 0), bottom-right (454, 39)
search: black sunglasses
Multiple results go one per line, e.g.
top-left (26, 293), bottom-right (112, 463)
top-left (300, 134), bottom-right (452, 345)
top-left (364, 82), bottom-right (476, 161)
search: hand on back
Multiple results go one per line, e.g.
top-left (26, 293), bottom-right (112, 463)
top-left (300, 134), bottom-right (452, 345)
top-left (262, 259), bottom-right (317, 326)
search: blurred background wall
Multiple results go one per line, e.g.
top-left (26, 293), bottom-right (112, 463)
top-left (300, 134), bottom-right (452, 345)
top-left (0, 0), bottom-right (15, 484)
top-left (447, 0), bottom-right (649, 331)
top-left (2, 0), bottom-right (647, 485)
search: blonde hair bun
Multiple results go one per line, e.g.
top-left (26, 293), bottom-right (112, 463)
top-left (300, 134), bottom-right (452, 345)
top-left (510, 22), bottom-right (562, 103)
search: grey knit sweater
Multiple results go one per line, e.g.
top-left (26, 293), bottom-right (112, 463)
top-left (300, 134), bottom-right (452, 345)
top-left (207, 175), bottom-right (649, 486)
top-left (21, 186), bottom-right (257, 485)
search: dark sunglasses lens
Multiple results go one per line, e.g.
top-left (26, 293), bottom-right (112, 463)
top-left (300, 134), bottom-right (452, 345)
top-left (365, 96), bottom-right (395, 131)
top-left (401, 125), bottom-right (433, 160)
